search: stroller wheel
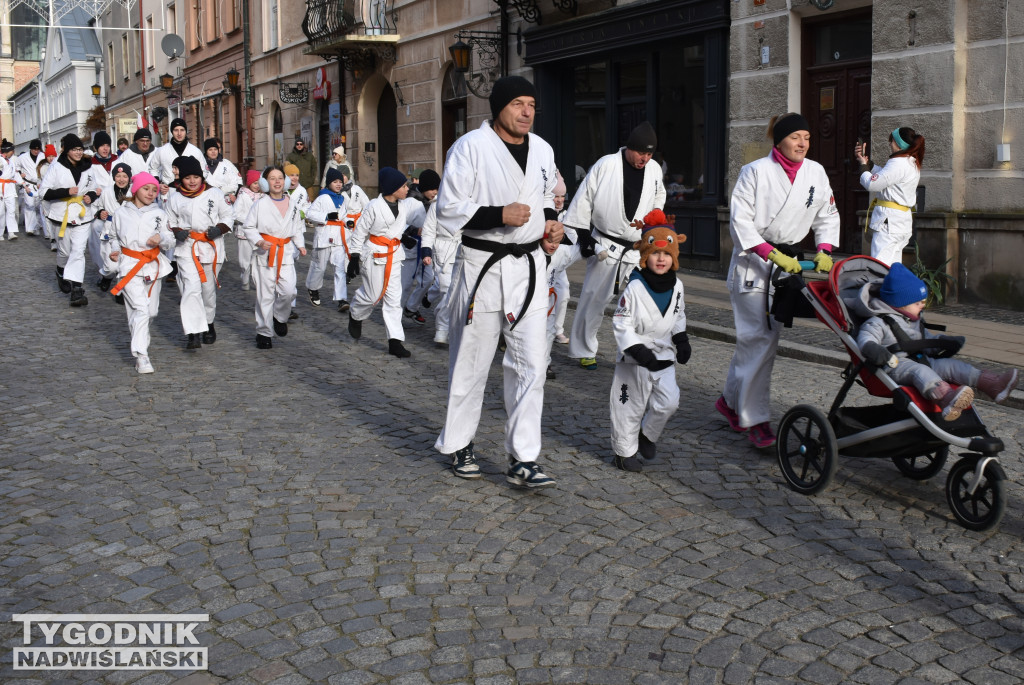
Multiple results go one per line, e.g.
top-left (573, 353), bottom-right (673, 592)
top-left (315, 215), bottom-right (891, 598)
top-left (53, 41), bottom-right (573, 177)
top-left (945, 457), bottom-right (1006, 532)
top-left (892, 446), bottom-right (949, 481)
top-left (776, 405), bottom-right (838, 496)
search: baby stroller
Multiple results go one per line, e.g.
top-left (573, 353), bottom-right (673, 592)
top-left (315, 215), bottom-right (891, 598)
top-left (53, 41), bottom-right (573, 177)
top-left (774, 256), bottom-right (1007, 531)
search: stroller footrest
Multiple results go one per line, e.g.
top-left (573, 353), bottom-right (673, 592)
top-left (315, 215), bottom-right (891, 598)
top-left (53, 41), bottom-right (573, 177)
top-left (968, 436), bottom-right (1003, 455)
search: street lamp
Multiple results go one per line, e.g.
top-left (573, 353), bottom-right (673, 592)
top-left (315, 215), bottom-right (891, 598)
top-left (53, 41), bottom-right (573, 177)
top-left (91, 83), bottom-right (102, 103)
top-left (448, 32), bottom-right (503, 98)
top-left (225, 66), bottom-right (240, 91)
top-left (448, 39), bottom-right (470, 73)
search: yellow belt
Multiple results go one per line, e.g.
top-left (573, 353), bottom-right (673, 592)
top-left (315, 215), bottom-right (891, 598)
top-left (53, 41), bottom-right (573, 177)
top-left (865, 198), bottom-right (912, 233)
top-left (59, 196), bottom-right (87, 238)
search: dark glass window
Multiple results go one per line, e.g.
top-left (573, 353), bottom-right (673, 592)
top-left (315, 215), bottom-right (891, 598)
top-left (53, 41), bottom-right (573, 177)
top-left (813, 19), bottom-right (872, 65)
top-left (659, 40), bottom-right (706, 204)
top-left (12, 5), bottom-right (45, 61)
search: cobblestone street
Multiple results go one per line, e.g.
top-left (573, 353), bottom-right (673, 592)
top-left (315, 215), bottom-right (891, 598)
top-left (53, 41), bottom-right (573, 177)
top-left (2, 236), bottom-right (1024, 684)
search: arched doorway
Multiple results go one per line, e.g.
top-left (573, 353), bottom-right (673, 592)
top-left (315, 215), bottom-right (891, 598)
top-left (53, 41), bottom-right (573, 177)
top-left (377, 85), bottom-right (397, 170)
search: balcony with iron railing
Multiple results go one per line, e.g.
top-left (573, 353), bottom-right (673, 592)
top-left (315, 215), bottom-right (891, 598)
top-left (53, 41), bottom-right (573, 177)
top-left (302, 0), bottom-right (399, 66)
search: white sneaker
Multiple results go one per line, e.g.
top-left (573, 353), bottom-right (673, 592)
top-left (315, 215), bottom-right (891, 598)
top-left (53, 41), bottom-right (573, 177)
top-left (241, 281), bottom-right (250, 291)
top-left (7, 233), bottom-right (16, 241)
top-left (554, 333), bottom-right (569, 344)
top-left (136, 355), bottom-right (154, 374)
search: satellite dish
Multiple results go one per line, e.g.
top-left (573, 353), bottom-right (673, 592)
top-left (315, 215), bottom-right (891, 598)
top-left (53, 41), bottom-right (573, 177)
top-left (161, 34), bottom-right (185, 59)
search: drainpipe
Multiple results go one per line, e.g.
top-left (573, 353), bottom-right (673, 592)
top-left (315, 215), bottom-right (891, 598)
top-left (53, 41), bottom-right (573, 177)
top-left (242, 0), bottom-right (254, 169)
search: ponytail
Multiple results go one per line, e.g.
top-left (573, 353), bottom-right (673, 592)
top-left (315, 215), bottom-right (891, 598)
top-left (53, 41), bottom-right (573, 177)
top-left (891, 126), bottom-right (925, 168)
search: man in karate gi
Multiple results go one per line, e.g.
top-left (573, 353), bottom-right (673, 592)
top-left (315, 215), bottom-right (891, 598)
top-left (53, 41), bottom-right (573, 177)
top-left (565, 121), bottom-right (666, 369)
top-left (434, 76), bottom-right (564, 488)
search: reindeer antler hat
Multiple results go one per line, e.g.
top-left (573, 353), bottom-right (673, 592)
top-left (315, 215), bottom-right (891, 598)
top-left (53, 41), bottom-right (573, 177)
top-left (634, 209), bottom-right (685, 270)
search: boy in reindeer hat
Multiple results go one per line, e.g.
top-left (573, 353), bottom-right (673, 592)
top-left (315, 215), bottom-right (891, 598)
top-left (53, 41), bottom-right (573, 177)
top-left (609, 208), bottom-right (691, 473)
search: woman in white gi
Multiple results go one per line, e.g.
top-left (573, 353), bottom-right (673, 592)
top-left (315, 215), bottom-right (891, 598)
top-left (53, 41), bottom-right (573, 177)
top-left (854, 126), bottom-right (925, 266)
top-left (91, 162), bottom-right (134, 292)
top-left (610, 210), bottom-right (691, 473)
top-left (564, 122), bottom-right (666, 370)
top-left (433, 76), bottom-right (564, 488)
top-left (305, 168), bottom-right (350, 311)
top-left (717, 112), bottom-right (839, 449)
top-left (0, 139), bottom-right (22, 241)
top-left (243, 166), bottom-right (307, 349)
top-left (40, 134), bottom-right (103, 307)
top-left (108, 172), bottom-right (174, 374)
top-left (346, 167), bottom-right (413, 358)
top-left (202, 138), bottom-right (242, 203)
top-left (165, 156), bottom-right (233, 350)
top-left (233, 170), bottom-right (263, 290)
top-left (419, 182), bottom-right (461, 346)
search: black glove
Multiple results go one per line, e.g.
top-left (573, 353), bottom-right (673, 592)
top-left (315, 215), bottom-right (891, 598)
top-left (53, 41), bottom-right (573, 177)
top-left (861, 341), bottom-right (895, 367)
top-left (421, 246), bottom-right (433, 260)
top-left (672, 331), bottom-right (691, 364)
top-left (938, 335), bottom-right (965, 356)
top-left (206, 224), bottom-right (229, 240)
top-left (346, 219), bottom-right (355, 229)
top-left (326, 212), bottom-right (339, 222)
top-left (577, 228), bottom-right (596, 259)
top-left (626, 344), bottom-right (673, 371)
top-left (173, 228), bottom-right (189, 243)
top-left (401, 226), bottom-right (418, 249)
top-left (346, 254), bottom-right (360, 279)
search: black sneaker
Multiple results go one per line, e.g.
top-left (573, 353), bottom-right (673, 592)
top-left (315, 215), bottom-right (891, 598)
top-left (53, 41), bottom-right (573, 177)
top-left (202, 324), bottom-right (216, 345)
top-left (97, 276), bottom-right (113, 292)
top-left (308, 289), bottom-right (321, 306)
top-left (638, 432), bottom-right (656, 461)
top-left (337, 299), bottom-right (350, 313)
top-left (506, 458), bottom-right (556, 488)
top-left (288, 311), bottom-right (299, 321)
top-left (410, 310), bottom-right (426, 325)
top-left (273, 319), bottom-right (288, 337)
top-left (186, 333), bottom-right (202, 349)
top-left (546, 366), bottom-right (556, 380)
top-left (114, 293), bottom-right (124, 305)
top-left (348, 314), bottom-right (362, 340)
top-left (451, 443), bottom-right (482, 479)
top-left (56, 268), bottom-right (71, 293)
top-left (614, 455), bottom-right (642, 472)
top-left (256, 334), bottom-right (273, 349)
top-left (69, 285), bottom-right (88, 307)
top-left (388, 339), bottom-right (411, 358)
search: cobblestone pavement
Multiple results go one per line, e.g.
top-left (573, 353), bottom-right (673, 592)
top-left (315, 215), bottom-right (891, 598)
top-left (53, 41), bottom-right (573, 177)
top-left (2, 236), bottom-right (1024, 684)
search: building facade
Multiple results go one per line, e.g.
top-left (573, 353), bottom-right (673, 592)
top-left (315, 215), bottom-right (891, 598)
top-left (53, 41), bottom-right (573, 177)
top-left (0, 0), bottom-right (45, 146)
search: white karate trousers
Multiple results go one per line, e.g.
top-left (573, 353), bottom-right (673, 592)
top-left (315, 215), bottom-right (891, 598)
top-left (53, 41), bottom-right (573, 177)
top-left (237, 234), bottom-right (254, 287)
top-left (349, 255), bottom-right (405, 341)
top-left (55, 222), bottom-right (91, 283)
top-left (723, 288), bottom-right (782, 428)
top-left (121, 277), bottom-right (163, 357)
top-left (1, 193), bottom-right (17, 237)
top-left (89, 219), bottom-right (117, 278)
top-left (305, 245), bottom-right (348, 302)
top-left (569, 252), bottom-right (638, 359)
top-left (435, 300), bottom-right (547, 463)
top-left (253, 263), bottom-right (297, 337)
top-left (609, 362), bottom-right (679, 458)
top-left (545, 243), bottom-right (580, 367)
top-left (177, 258), bottom-right (218, 334)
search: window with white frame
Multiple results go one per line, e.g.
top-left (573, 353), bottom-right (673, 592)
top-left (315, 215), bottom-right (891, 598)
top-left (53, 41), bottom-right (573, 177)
top-left (267, 0), bottom-right (278, 50)
top-left (121, 34), bottom-right (130, 78)
top-left (145, 16), bottom-right (154, 68)
top-left (107, 42), bottom-right (115, 85)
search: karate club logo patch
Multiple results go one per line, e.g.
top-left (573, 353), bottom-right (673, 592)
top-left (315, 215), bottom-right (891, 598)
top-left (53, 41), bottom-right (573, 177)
top-left (870, 174), bottom-right (879, 182)
top-left (619, 384), bottom-right (630, 404)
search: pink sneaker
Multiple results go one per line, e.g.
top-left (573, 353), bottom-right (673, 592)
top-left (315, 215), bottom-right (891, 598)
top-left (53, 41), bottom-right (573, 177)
top-left (715, 396), bottom-right (746, 432)
top-left (748, 422), bottom-right (777, 448)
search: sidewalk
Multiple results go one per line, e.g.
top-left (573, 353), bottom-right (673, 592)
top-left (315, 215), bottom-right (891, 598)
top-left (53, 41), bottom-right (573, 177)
top-left (564, 261), bottom-right (1024, 410)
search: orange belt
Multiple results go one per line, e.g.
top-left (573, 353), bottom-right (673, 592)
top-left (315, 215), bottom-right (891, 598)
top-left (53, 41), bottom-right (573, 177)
top-left (548, 286), bottom-right (557, 317)
top-left (110, 246), bottom-right (161, 297)
top-left (189, 231), bottom-right (220, 287)
top-left (369, 234), bottom-right (401, 304)
top-left (260, 233), bottom-right (293, 281)
top-left (327, 219), bottom-right (350, 258)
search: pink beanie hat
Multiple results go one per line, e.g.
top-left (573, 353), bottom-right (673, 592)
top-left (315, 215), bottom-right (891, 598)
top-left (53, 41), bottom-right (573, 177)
top-left (131, 171), bottom-right (160, 195)
top-left (553, 170), bottom-right (566, 196)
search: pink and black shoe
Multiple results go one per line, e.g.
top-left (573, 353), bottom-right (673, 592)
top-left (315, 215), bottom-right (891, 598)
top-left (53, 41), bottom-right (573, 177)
top-left (715, 396), bottom-right (746, 432)
top-left (747, 422), bottom-right (777, 449)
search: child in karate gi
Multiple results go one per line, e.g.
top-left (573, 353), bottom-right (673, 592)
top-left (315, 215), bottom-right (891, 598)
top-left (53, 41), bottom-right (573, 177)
top-left (284, 163), bottom-right (310, 317)
top-left (92, 162), bottom-right (133, 292)
top-left (346, 166), bottom-right (412, 358)
top-left (233, 170), bottom-right (263, 290)
top-left (243, 166), bottom-right (307, 349)
top-left (855, 263), bottom-right (1018, 420)
top-left (305, 168), bottom-right (351, 311)
top-left (610, 209), bottom-right (691, 473)
top-left (165, 156), bottom-right (233, 349)
top-left (108, 173), bottom-right (174, 374)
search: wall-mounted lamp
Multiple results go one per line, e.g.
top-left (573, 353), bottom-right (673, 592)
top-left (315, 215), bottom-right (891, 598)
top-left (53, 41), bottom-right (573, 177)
top-left (997, 143), bottom-right (1011, 163)
top-left (91, 83), bottom-right (102, 104)
top-left (392, 80), bottom-right (405, 107)
top-left (448, 31), bottom-right (503, 98)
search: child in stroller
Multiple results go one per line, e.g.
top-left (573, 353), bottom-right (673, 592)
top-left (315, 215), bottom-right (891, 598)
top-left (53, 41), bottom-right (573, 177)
top-left (852, 262), bottom-right (1018, 420)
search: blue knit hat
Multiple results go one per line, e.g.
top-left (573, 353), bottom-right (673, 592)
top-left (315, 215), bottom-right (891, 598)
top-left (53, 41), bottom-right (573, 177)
top-left (880, 263), bottom-right (929, 308)
top-left (378, 166), bottom-right (407, 196)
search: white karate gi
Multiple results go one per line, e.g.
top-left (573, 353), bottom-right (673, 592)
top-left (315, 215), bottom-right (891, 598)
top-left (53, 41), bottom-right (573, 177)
top-left (243, 195), bottom-right (305, 337)
top-left (564, 149), bottom-right (666, 360)
top-left (723, 154), bottom-right (840, 428)
top-left (860, 156), bottom-right (920, 266)
top-left (150, 142), bottom-right (205, 185)
top-left (40, 158), bottom-right (101, 283)
top-left (419, 202), bottom-right (458, 343)
top-left (0, 155), bottom-right (22, 237)
top-left (232, 188), bottom-right (261, 286)
top-left (204, 158), bottom-right (242, 199)
top-left (398, 198), bottom-right (434, 312)
top-left (166, 187), bottom-right (233, 335)
top-left (16, 151), bottom-right (44, 235)
top-left (609, 273), bottom-right (686, 458)
top-left (543, 223), bottom-right (579, 368)
top-left (434, 121), bottom-right (559, 462)
top-left (109, 202), bottom-right (175, 358)
top-left (305, 191), bottom-right (350, 302)
top-left (117, 147), bottom-right (156, 178)
top-left (90, 189), bottom-right (131, 278)
top-left (349, 195), bottom-right (410, 341)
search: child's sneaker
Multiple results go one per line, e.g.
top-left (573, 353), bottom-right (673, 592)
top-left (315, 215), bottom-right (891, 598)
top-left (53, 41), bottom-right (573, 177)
top-left (506, 458), bottom-right (556, 488)
top-left (940, 385), bottom-right (974, 421)
top-left (978, 368), bottom-right (1018, 403)
top-left (308, 289), bottom-right (321, 306)
top-left (715, 396), bottom-right (746, 432)
top-left (554, 333), bottom-right (570, 344)
top-left (451, 443), bottom-right (481, 479)
top-left (748, 422), bottom-right (776, 448)
top-left (638, 432), bottom-right (656, 460)
top-left (614, 454), bottom-right (642, 472)
top-left (579, 357), bottom-right (597, 370)
top-left (136, 355), bottom-right (154, 374)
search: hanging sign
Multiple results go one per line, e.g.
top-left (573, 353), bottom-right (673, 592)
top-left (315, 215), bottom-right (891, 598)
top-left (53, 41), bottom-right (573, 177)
top-left (312, 67), bottom-right (331, 100)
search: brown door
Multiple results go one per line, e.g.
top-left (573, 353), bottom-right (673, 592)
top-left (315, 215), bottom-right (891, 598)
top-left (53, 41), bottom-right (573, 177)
top-left (802, 12), bottom-right (872, 255)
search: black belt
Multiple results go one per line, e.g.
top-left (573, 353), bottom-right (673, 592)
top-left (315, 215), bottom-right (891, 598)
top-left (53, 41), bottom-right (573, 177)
top-left (461, 235), bottom-right (541, 331)
top-left (594, 228), bottom-right (639, 295)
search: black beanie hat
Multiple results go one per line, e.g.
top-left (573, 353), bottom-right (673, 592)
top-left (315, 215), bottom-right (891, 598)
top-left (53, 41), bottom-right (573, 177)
top-left (93, 131), bottom-right (112, 149)
top-left (133, 128), bottom-right (152, 141)
top-left (112, 162), bottom-right (133, 180)
top-left (62, 133), bottom-right (84, 150)
top-left (30, 138), bottom-right (42, 150)
top-left (417, 169), bottom-right (440, 193)
top-left (170, 118), bottom-right (187, 132)
top-left (771, 113), bottom-right (810, 146)
top-left (378, 166), bottom-right (407, 196)
top-left (175, 155), bottom-right (203, 179)
top-left (488, 75), bottom-right (536, 121)
top-left (204, 137), bottom-right (220, 151)
top-left (325, 168), bottom-right (345, 187)
top-left (625, 121), bottom-right (657, 153)
top-left (0, 139), bottom-right (13, 153)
